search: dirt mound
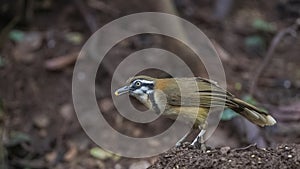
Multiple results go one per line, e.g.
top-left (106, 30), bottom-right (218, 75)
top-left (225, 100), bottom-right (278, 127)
top-left (149, 144), bottom-right (300, 169)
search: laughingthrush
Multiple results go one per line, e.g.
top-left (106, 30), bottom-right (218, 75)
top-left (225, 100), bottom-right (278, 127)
top-left (115, 75), bottom-right (276, 147)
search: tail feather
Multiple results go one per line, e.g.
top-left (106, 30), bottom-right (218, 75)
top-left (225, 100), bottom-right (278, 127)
top-left (231, 98), bottom-right (276, 127)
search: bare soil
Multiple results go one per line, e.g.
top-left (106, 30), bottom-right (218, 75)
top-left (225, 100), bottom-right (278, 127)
top-left (149, 143), bottom-right (300, 169)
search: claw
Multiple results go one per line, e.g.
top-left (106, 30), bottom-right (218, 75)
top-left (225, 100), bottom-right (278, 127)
top-left (191, 129), bottom-right (206, 151)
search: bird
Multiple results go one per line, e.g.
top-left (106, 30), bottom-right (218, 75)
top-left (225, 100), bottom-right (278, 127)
top-left (114, 75), bottom-right (276, 149)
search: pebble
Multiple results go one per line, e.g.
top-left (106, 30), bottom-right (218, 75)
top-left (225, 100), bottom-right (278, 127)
top-left (33, 114), bottom-right (50, 128)
top-left (258, 157), bottom-right (262, 164)
top-left (45, 151), bottom-right (58, 163)
top-left (59, 103), bottom-right (74, 122)
top-left (220, 146), bottom-right (231, 154)
top-left (64, 142), bottom-right (78, 162)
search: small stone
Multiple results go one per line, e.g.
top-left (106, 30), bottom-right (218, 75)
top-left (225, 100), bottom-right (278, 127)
top-left (149, 157), bottom-right (158, 164)
top-left (251, 154), bottom-right (255, 158)
top-left (45, 151), bottom-right (57, 163)
top-left (64, 142), bottom-right (78, 162)
top-left (129, 161), bottom-right (150, 169)
top-left (287, 155), bottom-right (293, 158)
top-left (228, 159), bottom-right (232, 162)
top-left (258, 157), bottom-right (262, 164)
top-left (60, 103), bottom-right (74, 122)
top-left (33, 114), bottom-right (50, 128)
top-left (220, 146), bottom-right (230, 154)
top-left (220, 157), bottom-right (226, 161)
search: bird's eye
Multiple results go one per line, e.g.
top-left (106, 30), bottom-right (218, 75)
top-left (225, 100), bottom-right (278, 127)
top-left (135, 81), bottom-right (141, 86)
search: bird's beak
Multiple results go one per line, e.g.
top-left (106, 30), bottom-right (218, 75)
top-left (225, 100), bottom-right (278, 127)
top-left (114, 86), bottom-right (130, 96)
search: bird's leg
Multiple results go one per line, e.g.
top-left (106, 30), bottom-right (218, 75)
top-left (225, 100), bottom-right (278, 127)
top-left (175, 130), bottom-right (192, 147)
top-left (191, 129), bottom-right (206, 151)
top-left (200, 130), bottom-right (206, 151)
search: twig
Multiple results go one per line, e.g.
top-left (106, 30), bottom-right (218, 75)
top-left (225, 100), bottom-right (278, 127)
top-left (74, 0), bottom-right (98, 33)
top-left (233, 143), bottom-right (257, 151)
top-left (44, 51), bottom-right (81, 71)
top-left (87, 0), bottom-right (120, 16)
top-left (249, 18), bottom-right (300, 95)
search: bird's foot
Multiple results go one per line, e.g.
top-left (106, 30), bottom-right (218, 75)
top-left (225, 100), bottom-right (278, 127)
top-left (191, 134), bottom-right (207, 152)
top-left (191, 141), bottom-right (207, 152)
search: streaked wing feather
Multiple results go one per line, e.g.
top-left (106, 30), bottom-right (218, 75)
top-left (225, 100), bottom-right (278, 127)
top-left (163, 77), bottom-right (235, 108)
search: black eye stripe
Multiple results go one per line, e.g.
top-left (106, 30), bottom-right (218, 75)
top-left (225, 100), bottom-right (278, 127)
top-left (143, 83), bottom-right (154, 88)
top-left (130, 80), bottom-right (154, 91)
top-left (131, 83), bottom-right (153, 89)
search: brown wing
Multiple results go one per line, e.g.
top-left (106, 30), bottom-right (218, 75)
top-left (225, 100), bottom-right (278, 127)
top-left (155, 77), bottom-right (238, 108)
top-left (155, 77), bottom-right (276, 126)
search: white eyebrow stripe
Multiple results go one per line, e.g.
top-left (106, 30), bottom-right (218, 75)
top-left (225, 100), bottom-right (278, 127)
top-left (133, 79), bottom-right (154, 84)
top-left (133, 86), bottom-right (153, 94)
top-left (133, 88), bottom-right (143, 94)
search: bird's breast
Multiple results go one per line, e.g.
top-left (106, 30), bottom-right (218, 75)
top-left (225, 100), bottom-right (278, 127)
top-left (152, 90), bottom-right (168, 113)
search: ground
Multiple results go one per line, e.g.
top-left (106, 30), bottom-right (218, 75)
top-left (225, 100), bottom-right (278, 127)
top-left (150, 143), bottom-right (300, 169)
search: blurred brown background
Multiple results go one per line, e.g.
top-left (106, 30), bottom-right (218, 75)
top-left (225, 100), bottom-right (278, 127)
top-left (0, 0), bottom-right (300, 168)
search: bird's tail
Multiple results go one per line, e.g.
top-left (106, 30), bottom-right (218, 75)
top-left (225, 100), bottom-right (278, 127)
top-left (231, 98), bottom-right (276, 127)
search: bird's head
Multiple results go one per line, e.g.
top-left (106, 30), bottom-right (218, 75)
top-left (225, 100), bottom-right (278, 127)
top-left (114, 76), bottom-right (156, 101)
